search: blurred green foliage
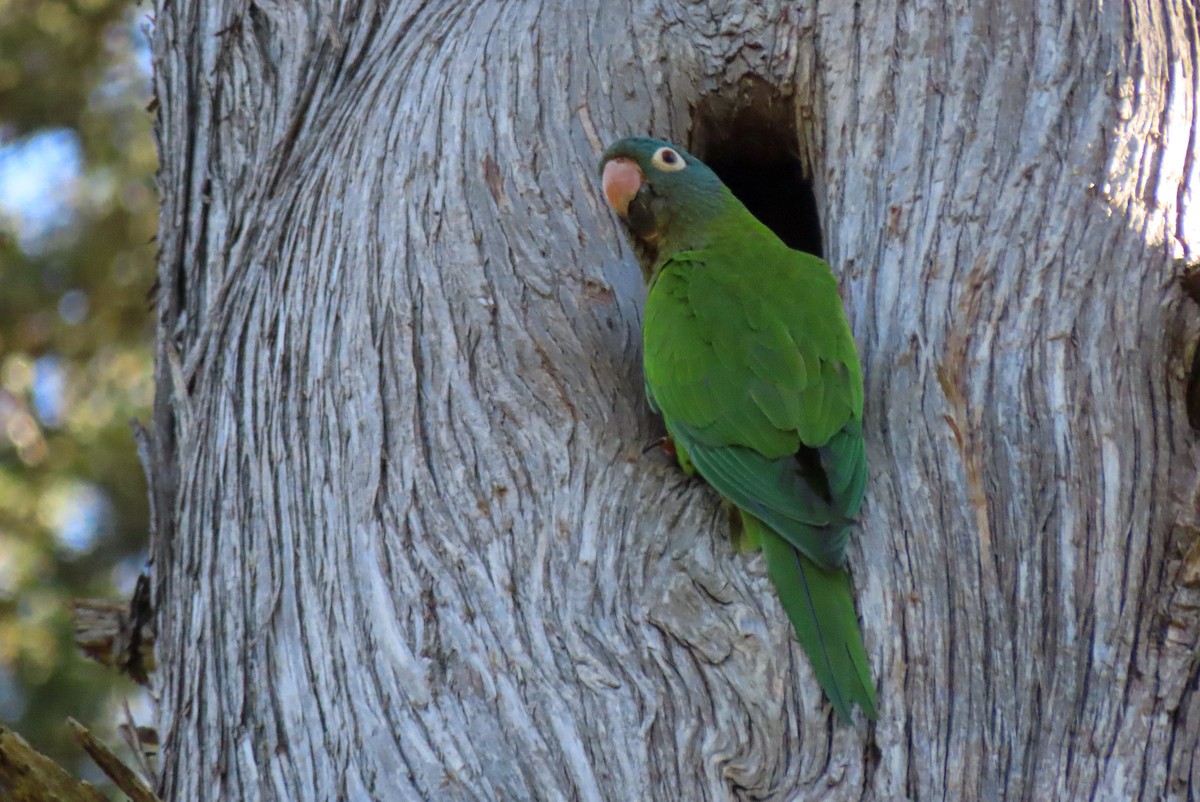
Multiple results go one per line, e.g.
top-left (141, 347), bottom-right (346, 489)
top-left (0, 0), bottom-right (156, 781)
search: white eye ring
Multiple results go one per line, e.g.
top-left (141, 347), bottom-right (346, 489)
top-left (651, 147), bottom-right (687, 172)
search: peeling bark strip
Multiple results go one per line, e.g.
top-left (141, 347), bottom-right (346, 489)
top-left (0, 725), bottom-right (108, 802)
top-left (67, 719), bottom-right (163, 802)
top-left (149, 1), bottom-right (1200, 800)
top-left (72, 573), bottom-right (156, 685)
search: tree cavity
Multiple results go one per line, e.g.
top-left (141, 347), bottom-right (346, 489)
top-left (689, 78), bottom-right (823, 259)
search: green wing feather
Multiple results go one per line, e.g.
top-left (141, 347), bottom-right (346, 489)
top-left (666, 419), bottom-right (850, 569)
top-left (644, 240), bottom-right (865, 569)
top-left (644, 227), bottom-right (875, 719)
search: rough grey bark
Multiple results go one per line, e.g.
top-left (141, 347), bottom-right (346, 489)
top-left (148, 0), bottom-right (1200, 800)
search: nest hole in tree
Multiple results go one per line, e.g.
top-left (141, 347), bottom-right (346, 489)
top-left (688, 81), bottom-right (823, 258)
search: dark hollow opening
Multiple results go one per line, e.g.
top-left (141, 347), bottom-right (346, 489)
top-left (689, 82), bottom-right (823, 258)
top-left (706, 157), bottom-right (823, 258)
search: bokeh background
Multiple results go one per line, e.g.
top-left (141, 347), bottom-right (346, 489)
top-left (0, 0), bottom-right (156, 784)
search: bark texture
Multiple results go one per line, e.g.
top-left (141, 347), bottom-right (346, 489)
top-left (149, 0), bottom-right (1200, 799)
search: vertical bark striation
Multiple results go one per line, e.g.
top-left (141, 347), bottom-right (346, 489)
top-left (150, 0), bottom-right (1199, 799)
top-left (816, 2), bottom-right (1200, 798)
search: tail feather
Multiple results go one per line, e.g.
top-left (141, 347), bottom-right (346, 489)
top-left (751, 514), bottom-right (877, 721)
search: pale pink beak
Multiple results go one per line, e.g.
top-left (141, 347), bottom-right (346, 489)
top-left (602, 157), bottom-right (643, 217)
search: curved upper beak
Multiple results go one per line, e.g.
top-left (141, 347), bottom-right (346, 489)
top-left (602, 157), bottom-right (643, 217)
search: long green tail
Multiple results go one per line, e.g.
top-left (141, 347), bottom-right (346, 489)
top-left (750, 514), bottom-right (878, 722)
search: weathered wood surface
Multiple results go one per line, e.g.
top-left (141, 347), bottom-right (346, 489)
top-left (149, 1), bottom-right (1200, 799)
top-left (0, 724), bottom-right (108, 802)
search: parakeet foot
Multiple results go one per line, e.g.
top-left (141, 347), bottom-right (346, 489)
top-left (642, 436), bottom-right (677, 459)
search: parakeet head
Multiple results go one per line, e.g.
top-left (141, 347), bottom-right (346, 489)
top-left (599, 137), bottom-right (726, 263)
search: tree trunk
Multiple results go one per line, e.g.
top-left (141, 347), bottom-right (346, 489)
top-left (147, 1), bottom-right (1200, 799)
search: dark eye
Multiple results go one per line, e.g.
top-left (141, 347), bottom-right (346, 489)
top-left (651, 147), bottom-right (686, 172)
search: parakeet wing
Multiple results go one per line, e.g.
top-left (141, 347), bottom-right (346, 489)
top-left (644, 245), bottom-right (865, 568)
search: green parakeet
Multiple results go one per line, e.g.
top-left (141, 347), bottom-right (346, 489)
top-left (600, 136), bottom-right (877, 722)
